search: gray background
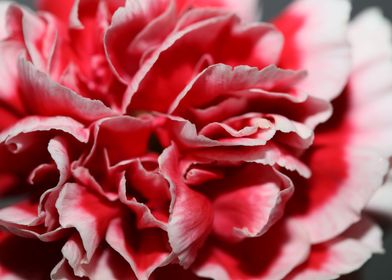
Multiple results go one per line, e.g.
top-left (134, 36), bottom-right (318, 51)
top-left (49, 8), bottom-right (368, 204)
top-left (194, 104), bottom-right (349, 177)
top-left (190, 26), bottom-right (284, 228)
top-left (4, 0), bottom-right (392, 279)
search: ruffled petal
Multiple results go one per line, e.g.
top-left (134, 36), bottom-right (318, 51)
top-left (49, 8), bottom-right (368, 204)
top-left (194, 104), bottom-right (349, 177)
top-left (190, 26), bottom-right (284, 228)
top-left (126, 10), bottom-right (282, 112)
top-left (170, 64), bottom-right (331, 129)
top-left (209, 164), bottom-right (294, 242)
top-left (105, 0), bottom-right (175, 82)
top-left (159, 145), bottom-right (214, 268)
top-left (60, 234), bottom-right (136, 279)
top-left (106, 217), bottom-right (172, 280)
top-left (18, 59), bottom-right (116, 124)
top-left (56, 183), bottom-right (119, 262)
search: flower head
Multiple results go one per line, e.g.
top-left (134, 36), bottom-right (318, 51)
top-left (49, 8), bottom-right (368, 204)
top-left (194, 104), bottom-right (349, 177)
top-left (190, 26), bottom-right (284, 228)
top-left (0, 0), bottom-right (391, 279)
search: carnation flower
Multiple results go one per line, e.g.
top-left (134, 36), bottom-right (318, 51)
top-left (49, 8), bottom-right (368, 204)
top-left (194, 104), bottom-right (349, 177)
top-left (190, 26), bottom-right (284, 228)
top-left (0, 0), bottom-right (391, 279)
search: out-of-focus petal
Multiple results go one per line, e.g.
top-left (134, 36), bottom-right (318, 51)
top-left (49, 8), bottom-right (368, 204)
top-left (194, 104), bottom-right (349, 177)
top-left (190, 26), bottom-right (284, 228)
top-left (290, 147), bottom-right (388, 244)
top-left (288, 217), bottom-right (383, 279)
top-left (175, 0), bottom-right (260, 22)
top-left (274, 0), bottom-right (351, 101)
top-left (0, 1), bottom-right (11, 40)
top-left (347, 8), bottom-right (392, 157)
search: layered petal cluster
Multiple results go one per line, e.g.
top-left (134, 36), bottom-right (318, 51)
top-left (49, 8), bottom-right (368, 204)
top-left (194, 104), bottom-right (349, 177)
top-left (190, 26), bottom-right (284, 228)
top-left (0, 0), bottom-right (390, 279)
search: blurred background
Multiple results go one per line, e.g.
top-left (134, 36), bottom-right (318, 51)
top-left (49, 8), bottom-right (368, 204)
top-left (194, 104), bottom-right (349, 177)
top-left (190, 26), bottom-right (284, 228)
top-left (3, 0), bottom-right (392, 279)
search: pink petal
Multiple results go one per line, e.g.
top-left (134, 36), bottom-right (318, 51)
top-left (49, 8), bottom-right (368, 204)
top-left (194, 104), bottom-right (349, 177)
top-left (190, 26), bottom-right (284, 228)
top-left (118, 174), bottom-right (167, 229)
top-left (0, 116), bottom-right (89, 144)
top-left (198, 113), bottom-right (314, 149)
top-left (274, 0), bottom-right (351, 101)
top-left (39, 137), bottom-right (73, 230)
top-left (176, 0), bottom-right (260, 22)
top-left (51, 259), bottom-right (85, 280)
top-left (194, 220), bottom-right (310, 280)
top-left (105, 0), bottom-right (176, 82)
top-left (0, 40), bottom-right (24, 113)
top-left (290, 147), bottom-right (388, 244)
top-left (347, 9), bottom-right (392, 157)
top-left (159, 145), bottom-right (214, 268)
top-left (190, 143), bottom-right (311, 178)
top-left (288, 217), bottom-right (383, 279)
top-left (119, 160), bottom-right (171, 225)
top-left (106, 217), bottom-right (172, 280)
top-left (7, 4), bottom-right (57, 72)
top-left (0, 2), bottom-right (11, 40)
top-left (0, 122), bottom-right (84, 241)
top-left (291, 7), bottom-right (392, 244)
top-left (367, 170), bottom-right (392, 219)
top-left (18, 59), bottom-right (116, 124)
top-left (209, 164), bottom-right (293, 242)
top-left (56, 183), bottom-right (120, 262)
top-left (60, 234), bottom-right (136, 279)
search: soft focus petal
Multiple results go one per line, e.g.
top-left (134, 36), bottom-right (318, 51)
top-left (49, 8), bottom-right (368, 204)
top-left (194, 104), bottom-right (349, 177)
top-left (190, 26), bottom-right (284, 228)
top-left (288, 217), bottom-right (383, 279)
top-left (0, 1), bottom-right (11, 40)
top-left (347, 8), bottom-right (392, 157)
top-left (290, 147), bottom-right (388, 244)
top-left (289, 6), bottom-right (392, 244)
top-left (175, 0), bottom-right (260, 22)
top-left (274, 0), bottom-right (351, 101)
top-left (367, 170), bottom-right (392, 219)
